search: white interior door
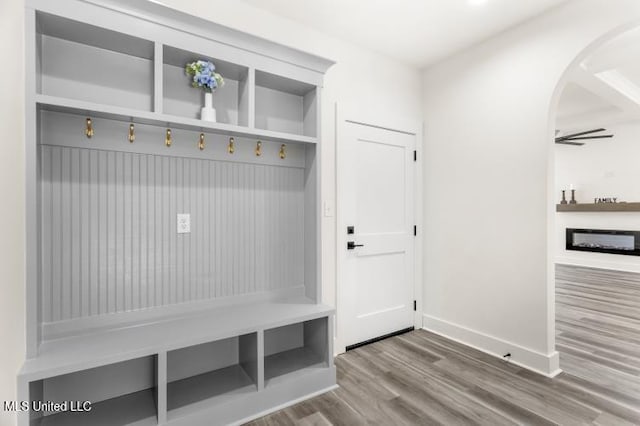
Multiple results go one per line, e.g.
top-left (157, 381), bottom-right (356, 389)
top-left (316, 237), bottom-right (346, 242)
top-left (338, 119), bottom-right (416, 350)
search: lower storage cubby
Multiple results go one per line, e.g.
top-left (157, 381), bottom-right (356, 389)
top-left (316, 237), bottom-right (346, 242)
top-left (29, 356), bottom-right (158, 426)
top-left (264, 317), bottom-right (329, 387)
top-left (167, 333), bottom-right (258, 419)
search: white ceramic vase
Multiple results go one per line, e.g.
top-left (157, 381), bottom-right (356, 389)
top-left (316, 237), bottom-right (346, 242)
top-left (201, 91), bottom-right (216, 122)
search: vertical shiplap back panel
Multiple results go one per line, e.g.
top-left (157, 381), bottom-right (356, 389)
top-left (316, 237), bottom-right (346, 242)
top-left (41, 146), bottom-right (305, 323)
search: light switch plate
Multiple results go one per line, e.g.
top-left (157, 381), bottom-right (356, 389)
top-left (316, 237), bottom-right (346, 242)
top-left (323, 201), bottom-right (334, 217)
top-left (177, 214), bottom-right (190, 234)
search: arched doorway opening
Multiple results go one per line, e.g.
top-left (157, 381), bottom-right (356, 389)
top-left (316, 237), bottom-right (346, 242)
top-left (548, 22), bottom-right (640, 379)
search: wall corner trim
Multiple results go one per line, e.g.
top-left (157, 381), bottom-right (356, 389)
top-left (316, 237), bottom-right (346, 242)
top-left (422, 314), bottom-right (561, 378)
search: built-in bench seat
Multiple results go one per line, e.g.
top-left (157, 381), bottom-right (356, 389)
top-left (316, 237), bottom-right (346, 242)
top-left (20, 299), bottom-right (336, 426)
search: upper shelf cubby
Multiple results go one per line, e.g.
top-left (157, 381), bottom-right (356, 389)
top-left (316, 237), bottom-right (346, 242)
top-left (255, 70), bottom-right (318, 138)
top-left (163, 45), bottom-right (250, 126)
top-left (36, 12), bottom-right (154, 111)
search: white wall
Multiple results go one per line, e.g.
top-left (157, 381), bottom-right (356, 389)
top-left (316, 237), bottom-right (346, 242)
top-left (556, 120), bottom-right (640, 272)
top-left (0, 2), bottom-right (421, 425)
top-left (0, 1), bottom-right (25, 426)
top-left (421, 0), bottom-right (640, 376)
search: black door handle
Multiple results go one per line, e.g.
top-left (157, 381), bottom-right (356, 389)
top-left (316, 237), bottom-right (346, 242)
top-left (347, 241), bottom-right (364, 250)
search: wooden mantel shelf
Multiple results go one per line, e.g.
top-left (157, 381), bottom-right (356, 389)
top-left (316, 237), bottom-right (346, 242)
top-left (556, 202), bottom-right (640, 212)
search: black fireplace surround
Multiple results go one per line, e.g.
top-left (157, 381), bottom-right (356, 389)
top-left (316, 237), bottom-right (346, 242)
top-left (566, 228), bottom-right (640, 256)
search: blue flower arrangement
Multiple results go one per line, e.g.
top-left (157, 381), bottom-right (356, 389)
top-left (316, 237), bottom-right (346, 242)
top-left (185, 60), bottom-right (224, 92)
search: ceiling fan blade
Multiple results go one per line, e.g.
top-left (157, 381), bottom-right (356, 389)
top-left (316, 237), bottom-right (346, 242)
top-left (555, 140), bottom-right (585, 146)
top-left (557, 128), bottom-right (607, 140)
top-left (558, 135), bottom-right (613, 141)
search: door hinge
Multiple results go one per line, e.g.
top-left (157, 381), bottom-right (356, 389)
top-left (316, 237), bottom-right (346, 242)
top-left (413, 300), bottom-right (417, 311)
top-left (413, 150), bottom-right (417, 162)
top-left (414, 225), bottom-right (417, 236)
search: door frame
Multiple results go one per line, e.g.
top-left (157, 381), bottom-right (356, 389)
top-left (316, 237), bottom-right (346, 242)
top-left (335, 103), bottom-right (423, 354)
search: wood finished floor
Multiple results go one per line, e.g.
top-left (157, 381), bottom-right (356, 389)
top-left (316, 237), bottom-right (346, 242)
top-left (247, 265), bottom-right (640, 425)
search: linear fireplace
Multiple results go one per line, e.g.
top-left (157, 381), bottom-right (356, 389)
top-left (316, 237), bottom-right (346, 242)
top-left (566, 228), bottom-right (640, 256)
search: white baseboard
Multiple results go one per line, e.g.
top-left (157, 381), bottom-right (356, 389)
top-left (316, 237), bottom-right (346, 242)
top-left (423, 314), bottom-right (561, 378)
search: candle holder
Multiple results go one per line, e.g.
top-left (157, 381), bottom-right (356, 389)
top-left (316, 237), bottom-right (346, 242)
top-left (560, 190), bottom-right (567, 205)
top-left (569, 189), bottom-right (577, 204)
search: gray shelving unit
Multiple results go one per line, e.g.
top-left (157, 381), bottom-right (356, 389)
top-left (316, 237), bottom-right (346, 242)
top-left (264, 318), bottom-right (329, 387)
top-left (32, 389), bottom-right (158, 426)
top-left (19, 1), bottom-right (336, 425)
top-left (28, 356), bottom-right (159, 426)
top-left (255, 70), bottom-right (318, 137)
top-left (166, 334), bottom-right (259, 418)
top-left (163, 45), bottom-right (251, 125)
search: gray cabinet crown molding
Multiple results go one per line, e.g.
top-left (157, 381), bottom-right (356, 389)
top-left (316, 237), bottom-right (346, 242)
top-left (32, 0), bottom-right (336, 76)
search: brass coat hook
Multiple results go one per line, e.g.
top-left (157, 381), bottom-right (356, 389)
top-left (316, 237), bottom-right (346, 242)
top-left (128, 124), bottom-right (135, 143)
top-left (255, 140), bottom-right (262, 157)
top-left (279, 144), bottom-right (286, 159)
top-left (165, 129), bottom-right (172, 147)
top-left (228, 137), bottom-right (235, 154)
top-left (85, 118), bottom-right (94, 138)
top-left (199, 133), bottom-right (205, 151)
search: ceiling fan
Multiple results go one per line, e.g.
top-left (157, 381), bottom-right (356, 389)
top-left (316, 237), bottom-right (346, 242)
top-left (555, 128), bottom-right (614, 146)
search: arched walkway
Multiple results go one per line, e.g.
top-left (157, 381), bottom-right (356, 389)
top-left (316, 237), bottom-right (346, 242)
top-left (547, 19), bottom-right (640, 364)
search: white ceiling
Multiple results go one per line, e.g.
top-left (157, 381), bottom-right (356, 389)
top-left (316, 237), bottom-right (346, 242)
top-left (556, 83), bottom-right (619, 122)
top-left (557, 27), bottom-right (640, 133)
top-left (240, 0), bottom-right (569, 68)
